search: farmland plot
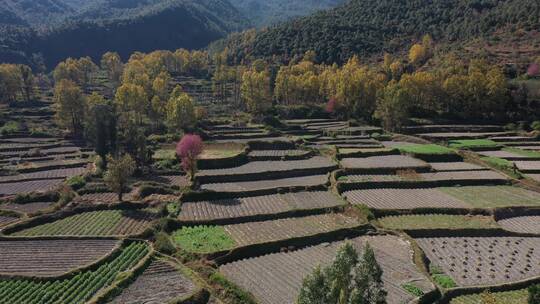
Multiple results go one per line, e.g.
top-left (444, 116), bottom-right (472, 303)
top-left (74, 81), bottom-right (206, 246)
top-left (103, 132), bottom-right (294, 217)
top-left (248, 149), bottom-right (311, 159)
top-left (220, 235), bottom-right (434, 304)
top-left (0, 179), bottom-right (64, 196)
top-left (343, 188), bottom-right (470, 210)
top-left (418, 170), bottom-right (508, 182)
top-left (0, 215), bottom-right (18, 228)
top-left (224, 213), bottom-right (360, 247)
top-left (341, 155), bottom-right (430, 171)
top-left (450, 289), bottom-right (528, 304)
top-left (179, 191), bottom-right (345, 223)
top-left (0, 241), bottom-right (149, 304)
top-left (11, 209), bottom-right (156, 237)
top-left (498, 216), bottom-right (540, 234)
top-left (379, 214), bottom-right (500, 230)
top-left (416, 237), bottom-right (540, 286)
top-left (110, 259), bottom-right (199, 304)
top-left (197, 156), bottom-right (336, 179)
top-left (0, 167), bottom-right (87, 183)
top-left (0, 201), bottom-right (54, 214)
top-left (0, 239), bottom-right (119, 277)
top-left (440, 186), bottom-right (540, 208)
top-left (74, 192), bottom-right (135, 204)
top-left (429, 162), bottom-right (487, 172)
top-left (514, 161), bottom-right (540, 172)
top-left (201, 174), bottom-right (328, 192)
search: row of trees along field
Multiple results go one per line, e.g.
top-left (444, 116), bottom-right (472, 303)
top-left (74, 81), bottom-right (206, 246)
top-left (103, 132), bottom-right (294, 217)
top-left (2, 35), bottom-right (540, 166)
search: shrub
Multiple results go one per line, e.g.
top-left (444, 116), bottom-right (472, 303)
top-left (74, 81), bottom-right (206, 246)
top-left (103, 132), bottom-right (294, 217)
top-left (402, 283), bottom-right (424, 297)
top-left (531, 121), bottom-right (540, 131)
top-left (529, 284), bottom-right (540, 304)
top-left (504, 123), bottom-right (517, 131)
top-left (0, 121), bottom-right (20, 135)
top-left (210, 273), bottom-right (257, 304)
top-left (66, 175), bottom-right (86, 190)
top-left (104, 154), bottom-right (136, 201)
top-left (154, 232), bottom-right (176, 255)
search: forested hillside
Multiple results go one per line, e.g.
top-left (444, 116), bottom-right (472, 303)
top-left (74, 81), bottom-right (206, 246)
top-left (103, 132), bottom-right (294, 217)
top-left (221, 0), bottom-right (540, 65)
top-left (228, 0), bottom-right (344, 27)
top-left (0, 0), bottom-right (247, 69)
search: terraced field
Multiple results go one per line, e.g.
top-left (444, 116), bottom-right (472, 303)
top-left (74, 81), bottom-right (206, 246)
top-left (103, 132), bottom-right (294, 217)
top-left (450, 289), bottom-right (528, 304)
top-left (179, 191), bottom-right (345, 223)
top-left (379, 215), bottom-right (500, 230)
top-left (498, 216), bottom-right (540, 234)
top-left (341, 155), bottom-right (430, 171)
top-left (0, 179), bottom-right (64, 197)
top-left (224, 213), bottom-right (360, 247)
top-left (418, 170), bottom-right (508, 182)
top-left (0, 201), bottom-right (54, 214)
top-left (439, 185), bottom-right (540, 208)
top-left (0, 241), bottom-right (149, 304)
top-left (248, 149), bottom-right (311, 160)
top-left (11, 209), bottom-right (155, 237)
top-left (0, 215), bottom-right (19, 228)
top-left (0, 239), bottom-right (119, 277)
top-left (197, 156), bottom-right (336, 180)
top-left (110, 259), bottom-right (199, 304)
top-left (429, 162), bottom-right (487, 171)
top-left (220, 235), bottom-right (434, 304)
top-left (343, 187), bottom-right (470, 209)
top-left (0, 167), bottom-right (87, 183)
top-left (201, 174), bottom-right (328, 192)
top-left (416, 237), bottom-right (540, 286)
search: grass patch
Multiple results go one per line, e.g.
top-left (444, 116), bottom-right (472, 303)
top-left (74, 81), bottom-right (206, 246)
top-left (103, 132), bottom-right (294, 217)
top-left (397, 144), bottom-right (455, 155)
top-left (402, 283), bottom-right (424, 297)
top-left (153, 148), bottom-right (176, 160)
top-left (172, 226), bottom-right (236, 253)
top-left (199, 142), bottom-right (244, 160)
top-left (378, 214), bottom-right (499, 230)
top-left (448, 139), bottom-right (499, 150)
top-left (450, 289), bottom-right (528, 304)
top-left (430, 264), bottom-right (457, 288)
top-left (480, 156), bottom-right (522, 179)
top-left (66, 175), bottom-right (86, 190)
top-left (440, 185), bottom-right (540, 208)
top-left (503, 147), bottom-right (540, 158)
top-left (0, 121), bottom-right (20, 135)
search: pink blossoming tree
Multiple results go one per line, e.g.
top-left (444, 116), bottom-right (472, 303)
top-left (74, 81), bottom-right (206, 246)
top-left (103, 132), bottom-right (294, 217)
top-left (176, 134), bottom-right (203, 181)
top-left (528, 63), bottom-right (539, 77)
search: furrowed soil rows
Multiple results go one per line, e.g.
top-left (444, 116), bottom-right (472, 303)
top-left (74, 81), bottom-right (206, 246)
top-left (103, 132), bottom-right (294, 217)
top-left (498, 216), bottom-right (540, 234)
top-left (419, 171), bottom-right (508, 182)
top-left (201, 174), bottom-right (328, 192)
top-left (224, 213), bottom-right (360, 247)
top-left (0, 179), bottom-right (63, 196)
top-left (0, 241), bottom-right (149, 304)
top-left (341, 155), bottom-right (430, 170)
top-left (440, 186), bottom-right (540, 208)
top-left (11, 210), bottom-right (155, 237)
top-left (450, 288), bottom-right (528, 304)
top-left (0, 167), bottom-right (87, 183)
top-left (343, 188), bottom-right (470, 209)
top-left (110, 259), bottom-right (198, 304)
top-left (248, 150), bottom-right (310, 158)
top-left (416, 237), bottom-right (540, 286)
top-left (340, 174), bottom-right (404, 182)
top-left (179, 191), bottom-right (345, 222)
top-left (0, 239), bottom-right (119, 277)
top-left (0, 201), bottom-right (54, 214)
top-left (220, 235), bottom-right (434, 304)
top-left (515, 161), bottom-right (540, 171)
top-left (379, 214), bottom-right (500, 230)
top-left (197, 156), bottom-right (335, 177)
top-left (0, 215), bottom-right (18, 228)
top-left (74, 193), bottom-right (134, 204)
top-left (429, 162), bottom-right (487, 171)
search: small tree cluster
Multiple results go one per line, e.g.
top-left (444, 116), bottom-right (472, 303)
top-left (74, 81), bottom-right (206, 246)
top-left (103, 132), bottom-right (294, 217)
top-left (104, 154), bottom-right (136, 201)
top-left (297, 243), bottom-right (387, 304)
top-left (0, 63), bottom-right (34, 103)
top-left (176, 134), bottom-right (203, 181)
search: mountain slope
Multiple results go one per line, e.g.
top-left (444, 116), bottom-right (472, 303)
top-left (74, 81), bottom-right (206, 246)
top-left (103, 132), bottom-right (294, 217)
top-left (228, 0), bottom-right (345, 27)
top-left (0, 0), bottom-right (247, 68)
top-left (222, 0), bottom-right (540, 64)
